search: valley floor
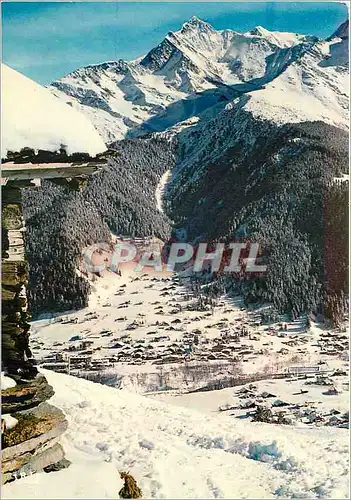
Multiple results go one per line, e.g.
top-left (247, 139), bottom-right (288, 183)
top-left (30, 267), bottom-right (349, 396)
top-left (2, 369), bottom-right (349, 499)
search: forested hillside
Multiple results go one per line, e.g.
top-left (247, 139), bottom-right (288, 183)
top-left (23, 137), bottom-right (174, 316)
top-left (22, 115), bottom-right (348, 323)
top-left (167, 114), bottom-right (348, 322)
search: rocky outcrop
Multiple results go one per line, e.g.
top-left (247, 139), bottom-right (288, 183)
top-left (2, 402), bottom-right (67, 450)
top-left (2, 374), bottom-right (54, 414)
top-left (2, 402), bottom-right (69, 483)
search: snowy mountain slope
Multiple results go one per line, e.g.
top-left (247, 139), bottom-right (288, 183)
top-left (49, 17), bottom-right (318, 142)
top-left (169, 24), bottom-right (349, 174)
top-left (50, 61), bottom-right (188, 143)
top-left (3, 370), bottom-right (349, 499)
top-left (140, 16), bottom-right (316, 90)
top-left (247, 25), bottom-right (317, 49)
top-left (1, 64), bottom-right (106, 159)
top-left (241, 37), bottom-right (349, 129)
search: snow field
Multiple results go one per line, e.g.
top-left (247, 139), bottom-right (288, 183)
top-left (3, 369), bottom-right (349, 499)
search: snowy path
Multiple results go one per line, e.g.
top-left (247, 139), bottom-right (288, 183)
top-left (155, 170), bottom-right (171, 214)
top-left (3, 370), bottom-right (349, 499)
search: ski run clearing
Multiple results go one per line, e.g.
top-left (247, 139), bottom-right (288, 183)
top-left (155, 170), bottom-right (171, 214)
top-left (3, 368), bottom-right (349, 500)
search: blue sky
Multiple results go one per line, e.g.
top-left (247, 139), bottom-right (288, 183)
top-left (2, 2), bottom-right (348, 84)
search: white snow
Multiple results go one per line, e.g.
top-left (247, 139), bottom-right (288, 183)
top-left (242, 39), bottom-right (349, 130)
top-left (28, 265), bottom-right (349, 416)
top-left (153, 376), bottom-right (350, 419)
top-left (1, 64), bottom-right (106, 158)
top-left (155, 170), bottom-right (171, 213)
top-left (29, 269), bottom-right (314, 390)
top-left (2, 373), bottom-right (19, 429)
top-left (1, 372), bottom-right (17, 389)
top-left (2, 369), bottom-right (349, 499)
top-left (333, 174), bottom-right (350, 183)
top-left (2, 414), bottom-right (18, 430)
top-left (245, 26), bottom-right (314, 49)
top-left (50, 63), bottom-right (188, 143)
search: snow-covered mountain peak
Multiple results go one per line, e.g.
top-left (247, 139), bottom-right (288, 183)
top-left (143, 19), bottom-right (315, 91)
top-left (48, 17), bottom-right (348, 143)
top-left (189, 15), bottom-right (206, 24)
top-left (237, 33), bottom-right (349, 130)
top-left (179, 16), bottom-right (216, 34)
top-left (249, 26), bottom-right (271, 37)
top-left (246, 25), bottom-right (318, 48)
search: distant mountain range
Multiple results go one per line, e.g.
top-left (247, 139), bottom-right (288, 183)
top-left (50, 17), bottom-right (349, 142)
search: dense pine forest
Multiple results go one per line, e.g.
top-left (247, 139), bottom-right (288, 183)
top-left (23, 137), bottom-right (174, 316)
top-left (167, 118), bottom-right (349, 323)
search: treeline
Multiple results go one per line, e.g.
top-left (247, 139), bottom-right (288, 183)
top-left (23, 136), bottom-right (174, 317)
top-left (167, 115), bottom-right (349, 323)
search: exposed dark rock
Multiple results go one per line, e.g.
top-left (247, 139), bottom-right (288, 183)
top-left (43, 457), bottom-right (71, 473)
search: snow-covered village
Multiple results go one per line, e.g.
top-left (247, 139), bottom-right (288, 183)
top-left (1, 3), bottom-right (350, 499)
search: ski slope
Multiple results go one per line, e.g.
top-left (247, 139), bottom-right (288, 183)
top-left (3, 370), bottom-right (349, 499)
top-left (155, 170), bottom-right (171, 213)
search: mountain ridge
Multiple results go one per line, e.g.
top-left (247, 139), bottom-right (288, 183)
top-left (49, 17), bottom-right (336, 142)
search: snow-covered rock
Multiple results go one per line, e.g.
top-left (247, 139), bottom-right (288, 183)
top-left (1, 372), bottom-right (17, 389)
top-left (242, 37), bottom-right (349, 129)
top-left (1, 64), bottom-right (106, 159)
top-left (148, 17), bottom-right (316, 89)
top-left (2, 414), bottom-right (18, 430)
